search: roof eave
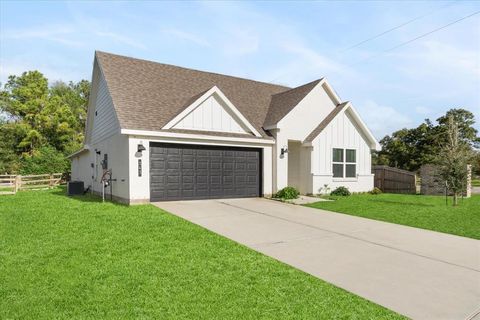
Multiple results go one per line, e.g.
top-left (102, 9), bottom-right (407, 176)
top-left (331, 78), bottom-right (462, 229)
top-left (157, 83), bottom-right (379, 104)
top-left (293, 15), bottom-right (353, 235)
top-left (68, 145), bottom-right (90, 158)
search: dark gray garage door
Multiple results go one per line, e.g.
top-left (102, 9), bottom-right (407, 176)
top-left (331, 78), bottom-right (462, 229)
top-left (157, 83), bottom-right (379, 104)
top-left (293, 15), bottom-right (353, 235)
top-left (150, 143), bottom-right (261, 201)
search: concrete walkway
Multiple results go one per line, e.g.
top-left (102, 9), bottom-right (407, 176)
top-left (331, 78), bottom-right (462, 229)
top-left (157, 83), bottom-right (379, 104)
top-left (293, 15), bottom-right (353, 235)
top-left (154, 198), bottom-right (480, 320)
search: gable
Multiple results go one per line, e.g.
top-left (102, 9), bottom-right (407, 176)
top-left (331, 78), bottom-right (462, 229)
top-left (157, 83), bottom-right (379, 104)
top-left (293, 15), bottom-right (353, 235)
top-left (84, 59), bottom-right (120, 145)
top-left (163, 86), bottom-right (262, 137)
top-left (306, 103), bottom-right (380, 150)
top-left (321, 109), bottom-right (370, 147)
top-left (274, 81), bottom-right (338, 141)
top-left (264, 78), bottom-right (341, 130)
top-left (263, 79), bottom-right (321, 128)
top-left (171, 93), bottom-right (248, 134)
top-left (310, 108), bottom-right (375, 177)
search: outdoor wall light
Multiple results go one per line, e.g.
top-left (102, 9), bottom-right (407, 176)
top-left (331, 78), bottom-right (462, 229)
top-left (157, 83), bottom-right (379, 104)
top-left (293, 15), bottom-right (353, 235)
top-left (137, 144), bottom-right (146, 153)
top-left (280, 146), bottom-right (288, 156)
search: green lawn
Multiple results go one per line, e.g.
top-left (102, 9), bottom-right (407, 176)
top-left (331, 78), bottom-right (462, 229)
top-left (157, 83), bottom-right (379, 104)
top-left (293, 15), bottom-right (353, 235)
top-left (472, 179), bottom-right (480, 187)
top-left (307, 193), bottom-right (480, 239)
top-left (0, 189), bottom-right (403, 319)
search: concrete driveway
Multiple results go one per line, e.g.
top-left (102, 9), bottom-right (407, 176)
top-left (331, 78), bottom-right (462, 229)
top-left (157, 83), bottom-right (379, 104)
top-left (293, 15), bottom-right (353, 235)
top-left (154, 198), bottom-right (480, 320)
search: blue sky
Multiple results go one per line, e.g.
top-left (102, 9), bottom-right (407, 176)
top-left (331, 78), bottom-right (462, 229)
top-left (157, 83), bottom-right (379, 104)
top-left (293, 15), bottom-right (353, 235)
top-left (1, 0), bottom-right (479, 138)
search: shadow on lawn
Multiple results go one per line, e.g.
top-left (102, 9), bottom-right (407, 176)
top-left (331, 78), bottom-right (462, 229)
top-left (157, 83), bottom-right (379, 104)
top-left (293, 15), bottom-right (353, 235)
top-left (50, 186), bottom-right (128, 206)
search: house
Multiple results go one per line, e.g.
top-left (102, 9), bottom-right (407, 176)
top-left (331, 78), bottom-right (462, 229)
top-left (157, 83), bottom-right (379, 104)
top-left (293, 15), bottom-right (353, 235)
top-left (69, 51), bottom-right (380, 203)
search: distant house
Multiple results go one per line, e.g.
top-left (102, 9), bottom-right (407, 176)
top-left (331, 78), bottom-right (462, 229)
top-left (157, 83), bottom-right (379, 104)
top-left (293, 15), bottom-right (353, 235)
top-left (69, 51), bottom-right (379, 203)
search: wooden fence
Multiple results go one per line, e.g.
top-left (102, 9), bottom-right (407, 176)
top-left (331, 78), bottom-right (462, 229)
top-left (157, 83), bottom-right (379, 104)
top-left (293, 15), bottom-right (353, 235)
top-left (372, 166), bottom-right (417, 194)
top-left (0, 173), bottom-right (63, 195)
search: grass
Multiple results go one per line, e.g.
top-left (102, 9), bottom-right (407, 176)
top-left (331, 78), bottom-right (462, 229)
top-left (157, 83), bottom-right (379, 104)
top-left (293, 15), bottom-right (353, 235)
top-left (307, 193), bottom-right (480, 239)
top-left (0, 188), bottom-right (403, 319)
top-left (472, 179), bottom-right (480, 187)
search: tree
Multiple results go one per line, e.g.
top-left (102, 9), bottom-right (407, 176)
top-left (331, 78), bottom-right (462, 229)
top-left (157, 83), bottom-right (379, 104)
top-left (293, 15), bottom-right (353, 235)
top-left (0, 71), bottom-right (90, 174)
top-left (435, 116), bottom-right (473, 206)
top-left (19, 145), bottom-right (70, 175)
top-left (436, 109), bottom-right (480, 148)
top-left (50, 80), bottom-right (90, 135)
top-left (0, 120), bottom-right (22, 173)
top-left (375, 108), bottom-right (479, 172)
top-left (375, 122), bottom-right (437, 171)
top-left (0, 71), bottom-right (49, 153)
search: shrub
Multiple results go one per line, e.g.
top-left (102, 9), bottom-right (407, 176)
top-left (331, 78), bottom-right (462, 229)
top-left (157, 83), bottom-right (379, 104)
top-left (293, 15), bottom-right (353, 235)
top-left (275, 186), bottom-right (300, 200)
top-left (330, 186), bottom-right (351, 196)
top-left (370, 187), bottom-right (383, 195)
top-left (20, 145), bottom-right (70, 175)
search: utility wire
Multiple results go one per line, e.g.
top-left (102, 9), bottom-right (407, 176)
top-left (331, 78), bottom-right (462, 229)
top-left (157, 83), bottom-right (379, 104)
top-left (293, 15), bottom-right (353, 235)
top-left (339, 2), bottom-right (456, 53)
top-left (270, 5), bottom-right (478, 84)
top-left (349, 10), bottom-right (480, 66)
top-left (384, 10), bottom-right (480, 52)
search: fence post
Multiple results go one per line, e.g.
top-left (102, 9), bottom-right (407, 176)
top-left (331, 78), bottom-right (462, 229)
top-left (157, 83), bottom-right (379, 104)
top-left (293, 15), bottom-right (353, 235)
top-left (49, 174), bottom-right (54, 189)
top-left (15, 175), bottom-right (21, 193)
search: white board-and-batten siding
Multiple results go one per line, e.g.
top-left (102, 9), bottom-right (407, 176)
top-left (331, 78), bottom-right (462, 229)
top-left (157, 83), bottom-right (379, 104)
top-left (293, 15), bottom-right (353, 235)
top-left (172, 94), bottom-right (248, 134)
top-left (311, 109), bottom-right (373, 193)
top-left (313, 110), bottom-right (371, 175)
top-left (90, 72), bottom-right (120, 145)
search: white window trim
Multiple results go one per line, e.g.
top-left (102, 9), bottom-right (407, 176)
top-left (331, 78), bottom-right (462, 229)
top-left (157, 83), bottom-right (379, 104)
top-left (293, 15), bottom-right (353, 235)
top-left (332, 148), bottom-right (357, 180)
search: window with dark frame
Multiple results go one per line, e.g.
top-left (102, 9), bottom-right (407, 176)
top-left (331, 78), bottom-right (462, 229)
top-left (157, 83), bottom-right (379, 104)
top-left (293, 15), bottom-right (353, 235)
top-left (332, 148), bottom-right (356, 178)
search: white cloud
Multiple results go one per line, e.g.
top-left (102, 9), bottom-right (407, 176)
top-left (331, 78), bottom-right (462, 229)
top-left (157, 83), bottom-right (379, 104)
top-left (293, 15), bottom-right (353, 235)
top-left (2, 23), bottom-right (147, 50)
top-left (357, 99), bottom-right (414, 138)
top-left (395, 40), bottom-right (480, 78)
top-left (95, 31), bottom-right (147, 50)
top-left (161, 28), bottom-right (210, 47)
top-left (280, 43), bottom-right (346, 73)
top-left (2, 25), bottom-right (83, 47)
top-left (222, 28), bottom-right (259, 55)
top-left (0, 58), bottom-right (82, 84)
top-left (415, 106), bottom-right (433, 116)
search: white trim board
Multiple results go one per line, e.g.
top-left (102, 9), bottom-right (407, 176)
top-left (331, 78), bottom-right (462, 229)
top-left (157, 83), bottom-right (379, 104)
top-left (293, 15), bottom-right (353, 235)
top-left (121, 129), bottom-right (275, 145)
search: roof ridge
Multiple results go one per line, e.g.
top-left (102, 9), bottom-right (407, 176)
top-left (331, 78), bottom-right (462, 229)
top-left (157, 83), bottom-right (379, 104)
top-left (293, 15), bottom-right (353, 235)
top-left (95, 50), bottom-right (290, 90)
top-left (272, 78), bottom-right (323, 96)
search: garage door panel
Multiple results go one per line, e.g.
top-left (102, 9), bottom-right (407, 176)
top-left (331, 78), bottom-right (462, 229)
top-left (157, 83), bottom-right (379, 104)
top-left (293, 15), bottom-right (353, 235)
top-left (166, 175), bottom-right (179, 183)
top-left (210, 162), bottom-right (221, 170)
top-left (150, 158), bottom-right (166, 167)
top-left (196, 161), bottom-right (208, 169)
top-left (223, 162), bottom-right (234, 170)
top-left (210, 176), bottom-right (221, 184)
top-left (150, 175), bottom-right (166, 184)
top-left (150, 143), bottom-right (261, 201)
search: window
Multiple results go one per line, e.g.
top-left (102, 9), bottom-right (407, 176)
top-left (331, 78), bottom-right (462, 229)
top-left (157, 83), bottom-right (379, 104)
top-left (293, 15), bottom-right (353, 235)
top-left (332, 148), bottom-right (344, 178)
top-left (345, 149), bottom-right (356, 178)
top-left (332, 148), bottom-right (356, 178)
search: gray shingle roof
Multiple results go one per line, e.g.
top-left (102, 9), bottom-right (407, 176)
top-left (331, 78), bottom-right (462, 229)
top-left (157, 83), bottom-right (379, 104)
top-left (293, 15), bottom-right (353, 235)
top-left (96, 51), bottom-right (293, 137)
top-left (96, 51), bottom-right (325, 138)
top-left (304, 102), bottom-right (349, 143)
